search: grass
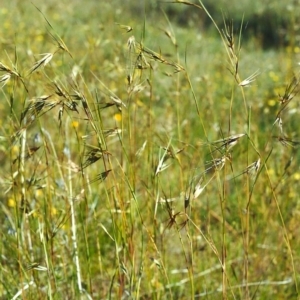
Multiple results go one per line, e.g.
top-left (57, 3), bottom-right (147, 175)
top-left (1, 0), bottom-right (300, 299)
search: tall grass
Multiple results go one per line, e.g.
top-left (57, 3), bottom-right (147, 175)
top-left (0, 0), bottom-right (300, 299)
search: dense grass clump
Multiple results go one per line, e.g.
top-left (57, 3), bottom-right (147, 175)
top-left (1, 0), bottom-right (300, 299)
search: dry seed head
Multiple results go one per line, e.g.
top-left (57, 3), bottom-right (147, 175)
top-left (64, 100), bottom-right (79, 113)
top-left (159, 196), bottom-right (179, 203)
top-left (222, 19), bottom-right (235, 54)
top-left (193, 176), bottom-right (205, 199)
top-left (192, 174), bottom-right (215, 200)
top-left (57, 41), bottom-right (72, 57)
top-left (71, 65), bottom-right (82, 79)
top-left (54, 82), bottom-right (68, 98)
top-left (155, 149), bottom-right (171, 176)
top-left (162, 146), bottom-right (184, 160)
top-left (155, 161), bottom-right (171, 175)
top-left (110, 95), bottom-right (126, 108)
top-left (47, 30), bottom-right (72, 58)
top-left (161, 28), bottom-right (177, 46)
top-left (71, 90), bottom-right (85, 101)
top-left (142, 47), bottom-right (166, 63)
top-left (82, 148), bottom-right (108, 169)
top-left (204, 154), bottom-right (230, 175)
top-left (278, 76), bottom-right (299, 104)
top-left (244, 158), bottom-right (261, 176)
top-left (21, 95), bottom-right (54, 124)
top-left (163, 198), bottom-right (187, 230)
top-left (0, 62), bottom-right (19, 76)
top-left (134, 51), bottom-right (150, 70)
top-left (90, 169), bottom-right (111, 183)
top-left (239, 70), bottom-right (260, 87)
top-left (127, 36), bottom-right (136, 50)
top-left (0, 73), bottom-right (11, 88)
top-left (135, 140), bottom-right (147, 157)
top-left (34, 4), bottom-right (72, 58)
top-left (26, 263), bottom-right (48, 272)
top-left (128, 81), bottom-right (145, 95)
top-left (29, 53), bottom-right (53, 74)
top-left (273, 117), bottom-right (283, 133)
top-left (173, 62), bottom-right (185, 73)
top-left (0, 62), bottom-right (21, 77)
top-left (138, 44), bottom-right (184, 72)
top-left (171, 0), bottom-right (202, 10)
top-left (66, 160), bottom-right (81, 173)
top-left (116, 23), bottom-right (133, 33)
top-left (273, 135), bottom-right (300, 148)
top-left (275, 77), bottom-right (299, 117)
top-left (103, 128), bottom-right (122, 137)
top-left (155, 144), bottom-right (183, 175)
top-left (211, 133), bottom-right (245, 152)
top-left (230, 158), bottom-right (261, 180)
top-left (0, 62), bottom-right (11, 72)
top-left (58, 106), bottom-right (64, 128)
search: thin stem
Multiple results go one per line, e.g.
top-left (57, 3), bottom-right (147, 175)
top-left (65, 118), bottom-right (82, 293)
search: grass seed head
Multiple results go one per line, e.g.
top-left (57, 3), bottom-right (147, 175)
top-left (211, 133), bottom-right (245, 153)
top-left (90, 169), bottom-right (112, 183)
top-left (116, 23), bottom-right (133, 33)
top-left (239, 70), bottom-right (260, 87)
top-left (273, 135), bottom-right (300, 148)
top-left (0, 73), bottom-right (11, 88)
top-left (29, 53), bottom-right (53, 74)
top-left (278, 76), bottom-right (299, 104)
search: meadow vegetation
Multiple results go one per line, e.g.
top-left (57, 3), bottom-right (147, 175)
top-left (1, 0), bottom-right (300, 299)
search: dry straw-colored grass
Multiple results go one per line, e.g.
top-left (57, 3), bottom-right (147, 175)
top-left (0, 0), bottom-right (300, 299)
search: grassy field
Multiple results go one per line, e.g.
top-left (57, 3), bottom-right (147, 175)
top-left (1, 0), bottom-right (300, 299)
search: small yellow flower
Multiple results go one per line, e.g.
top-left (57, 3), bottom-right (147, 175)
top-left (71, 121), bottom-right (79, 128)
top-left (35, 189), bottom-right (44, 198)
top-left (114, 113), bottom-right (122, 122)
top-left (35, 34), bottom-right (44, 42)
top-left (294, 46), bottom-right (300, 53)
top-left (32, 211), bottom-right (39, 218)
top-left (8, 198), bottom-right (16, 208)
top-left (267, 99), bottom-right (277, 107)
top-left (12, 145), bottom-right (19, 155)
top-left (293, 172), bottom-right (300, 181)
top-left (51, 206), bottom-right (57, 216)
